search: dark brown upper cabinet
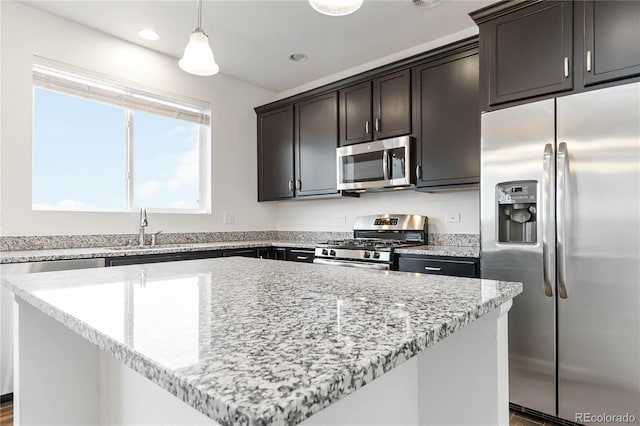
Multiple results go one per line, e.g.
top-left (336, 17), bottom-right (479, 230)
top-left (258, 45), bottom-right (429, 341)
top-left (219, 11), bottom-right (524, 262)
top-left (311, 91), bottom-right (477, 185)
top-left (257, 93), bottom-right (339, 202)
top-left (373, 69), bottom-right (412, 140)
top-left (582, 0), bottom-right (640, 86)
top-left (475, 1), bottom-right (573, 108)
top-left (471, 0), bottom-right (640, 111)
top-left (257, 106), bottom-right (294, 201)
top-left (339, 69), bottom-right (411, 146)
top-left (295, 92), bottom-right (339, 197)
top-left (413, 50), bottom-right (480, 190)
top-left (339, 82), bottom-right (372, 145)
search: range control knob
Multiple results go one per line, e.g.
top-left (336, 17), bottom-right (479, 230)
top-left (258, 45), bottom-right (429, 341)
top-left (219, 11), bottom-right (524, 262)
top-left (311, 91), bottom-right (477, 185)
top-left (373, 252), bottom-right (380, 259)
top-left (329, 249), bottom-right (336, 256)
top-left (364, 252), bottom-right (371, 258)
top-left (321, 249), bottom-right (328, 256)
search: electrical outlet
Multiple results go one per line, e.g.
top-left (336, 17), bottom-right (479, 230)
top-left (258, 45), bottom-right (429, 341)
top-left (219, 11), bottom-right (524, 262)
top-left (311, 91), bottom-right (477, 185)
top-left (444, 213), bottom-right (460, 223)
top-left (336, 215), bottom-right (346, 223)
top-left (223, 212), bottom-right (235, 225)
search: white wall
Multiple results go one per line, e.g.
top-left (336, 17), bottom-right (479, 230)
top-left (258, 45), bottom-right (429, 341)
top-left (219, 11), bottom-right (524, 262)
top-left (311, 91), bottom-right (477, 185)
top-left (0, 0), bottom-right (276, 236)
top-left (274, 190), bottom-right (479, 234)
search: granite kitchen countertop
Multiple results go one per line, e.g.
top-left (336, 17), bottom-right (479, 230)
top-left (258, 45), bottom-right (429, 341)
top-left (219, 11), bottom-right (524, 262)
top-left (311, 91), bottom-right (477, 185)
top-left (1, 257), bottom-right (520, 425)
top-left (0, 240), bottom-right (315, 263)
top-left (0, 241), bottom-right (478, 263)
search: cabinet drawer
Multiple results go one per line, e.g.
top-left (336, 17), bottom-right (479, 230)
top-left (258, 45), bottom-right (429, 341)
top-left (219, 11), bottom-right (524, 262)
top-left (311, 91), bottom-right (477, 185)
top-left (286, 249), bottom-right (315, 263)
top-left (397, 256), bottom-right (478, 278)
top-left (222, 249), bottom-right (258, 258)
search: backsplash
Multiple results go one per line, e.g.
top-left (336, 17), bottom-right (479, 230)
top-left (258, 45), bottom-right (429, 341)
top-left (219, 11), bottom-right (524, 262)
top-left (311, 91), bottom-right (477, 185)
top-left (0, 231), bottom-right (478, 251)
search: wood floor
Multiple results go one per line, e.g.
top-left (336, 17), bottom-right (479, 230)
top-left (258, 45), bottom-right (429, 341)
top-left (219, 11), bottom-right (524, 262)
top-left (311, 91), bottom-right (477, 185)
top-left (511, 409), bottom-right (562, 426)
top-left (0, 400), bottom-right (12, 426)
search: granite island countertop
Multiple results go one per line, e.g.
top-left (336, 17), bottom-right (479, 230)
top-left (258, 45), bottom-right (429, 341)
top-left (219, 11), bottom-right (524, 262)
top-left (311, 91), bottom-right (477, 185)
top-left (0, 240), bottom-right (478, 263)
top-left (2, 257), bottom-right (520, 425)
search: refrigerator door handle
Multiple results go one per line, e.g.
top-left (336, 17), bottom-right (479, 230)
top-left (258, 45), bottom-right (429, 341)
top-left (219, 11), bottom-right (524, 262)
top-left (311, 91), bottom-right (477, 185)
top-left (557, 142), bottom-right (569, 299)
top-left (542, 143), bottom-right (555, 297)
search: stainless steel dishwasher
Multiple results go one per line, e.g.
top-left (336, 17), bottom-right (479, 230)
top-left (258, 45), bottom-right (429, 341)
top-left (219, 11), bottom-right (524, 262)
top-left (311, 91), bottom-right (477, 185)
top-left (1, 258), bottom-right (105, 400)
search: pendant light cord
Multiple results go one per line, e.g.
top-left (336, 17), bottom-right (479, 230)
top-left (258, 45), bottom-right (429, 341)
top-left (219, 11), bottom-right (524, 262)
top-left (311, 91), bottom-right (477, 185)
top-left (197, 0), bottom-right (203, 32)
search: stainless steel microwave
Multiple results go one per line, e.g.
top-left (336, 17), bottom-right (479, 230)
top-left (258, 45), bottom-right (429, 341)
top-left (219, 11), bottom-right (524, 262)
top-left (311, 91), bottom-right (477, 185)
top-left (336, 136), bottom-right (414, 191)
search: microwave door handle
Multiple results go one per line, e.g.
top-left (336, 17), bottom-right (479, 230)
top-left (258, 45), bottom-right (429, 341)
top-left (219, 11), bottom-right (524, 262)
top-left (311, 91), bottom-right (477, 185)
top-left (382, 150), bottom-right (389, 180)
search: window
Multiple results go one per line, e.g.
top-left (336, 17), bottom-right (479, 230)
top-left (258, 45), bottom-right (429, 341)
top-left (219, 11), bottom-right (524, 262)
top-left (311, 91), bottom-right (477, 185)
top-left (32, 58), bottom-right (210, 212)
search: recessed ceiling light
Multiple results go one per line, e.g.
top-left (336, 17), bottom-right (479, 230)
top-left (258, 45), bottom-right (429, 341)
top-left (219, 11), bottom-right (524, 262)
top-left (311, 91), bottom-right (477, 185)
top-left (289, 53), bottom-right (308, 62)
top-left (138, 29), bottom-right (160, 41)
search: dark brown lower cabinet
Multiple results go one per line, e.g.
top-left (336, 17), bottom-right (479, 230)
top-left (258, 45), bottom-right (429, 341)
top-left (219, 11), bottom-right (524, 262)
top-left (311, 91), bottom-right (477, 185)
top-left (106, 250), bottom-right (222, 266)
top-left (396, 255), bottom-right (479, 278)
top-left (285, 248), bottom-right (315, 263)
top-left (413, 49), bottom-right (480, 190)
top-left (257, 247), bottom-right (286, 260)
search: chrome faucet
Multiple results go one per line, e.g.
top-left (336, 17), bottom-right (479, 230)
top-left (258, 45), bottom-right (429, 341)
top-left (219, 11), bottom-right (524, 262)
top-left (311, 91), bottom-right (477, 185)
top-left (139, 208), bottom-right (148, 246)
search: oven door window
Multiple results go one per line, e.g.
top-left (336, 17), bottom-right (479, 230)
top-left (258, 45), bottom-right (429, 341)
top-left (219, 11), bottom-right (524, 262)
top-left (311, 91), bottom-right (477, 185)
top-left (340, 151), bottom-right (385, 183)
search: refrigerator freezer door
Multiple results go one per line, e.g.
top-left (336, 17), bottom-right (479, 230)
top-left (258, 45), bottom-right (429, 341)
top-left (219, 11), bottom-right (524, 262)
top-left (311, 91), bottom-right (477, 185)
top-left (481, 99), bottom-right (556, 416)
top-left (556, 82), bottom-right (640, 423)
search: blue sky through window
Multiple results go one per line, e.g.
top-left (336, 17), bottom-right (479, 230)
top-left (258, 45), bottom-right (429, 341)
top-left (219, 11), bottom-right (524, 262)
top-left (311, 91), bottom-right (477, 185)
top-left (33, 88), bottom-right (201, 211)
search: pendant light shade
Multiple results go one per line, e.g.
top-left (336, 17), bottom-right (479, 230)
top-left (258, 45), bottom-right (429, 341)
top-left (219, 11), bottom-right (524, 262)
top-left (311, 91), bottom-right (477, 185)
top-left (179, 0), bottom-right (219, 76)
top-left (308, 0), bottom-right (364, 16)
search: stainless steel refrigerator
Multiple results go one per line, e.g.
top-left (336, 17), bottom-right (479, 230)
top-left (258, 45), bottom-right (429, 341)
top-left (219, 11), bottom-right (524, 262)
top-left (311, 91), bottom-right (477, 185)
top-left (481, 82), bottom-right (640, 424)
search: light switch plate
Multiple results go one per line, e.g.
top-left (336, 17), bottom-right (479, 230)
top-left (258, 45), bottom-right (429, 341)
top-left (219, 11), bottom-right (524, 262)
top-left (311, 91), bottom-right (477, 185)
top-left (223, 212), bottom-right (235, 225)
top-left (444, 213), bottom-right (460, 223)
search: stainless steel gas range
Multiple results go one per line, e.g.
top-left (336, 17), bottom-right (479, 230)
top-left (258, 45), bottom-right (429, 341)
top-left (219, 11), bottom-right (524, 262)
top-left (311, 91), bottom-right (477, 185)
top-left (313, 214), bottom-right (428, 270)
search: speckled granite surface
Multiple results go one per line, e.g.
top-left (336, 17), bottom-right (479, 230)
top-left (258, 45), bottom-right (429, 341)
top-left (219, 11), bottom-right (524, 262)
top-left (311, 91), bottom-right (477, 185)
top-left (2, 257), bottom-right (520, 426)
top-left (0, 237), bottom-right (479, 264)
top-left (0, 231), bottom-right (355, 251)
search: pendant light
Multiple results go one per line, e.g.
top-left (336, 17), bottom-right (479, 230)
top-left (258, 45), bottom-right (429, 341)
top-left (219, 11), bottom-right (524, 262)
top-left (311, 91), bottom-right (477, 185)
top-left (308, 0), bottom-right (364, 16)
top-left (179, 0), bottom-right (219, 76)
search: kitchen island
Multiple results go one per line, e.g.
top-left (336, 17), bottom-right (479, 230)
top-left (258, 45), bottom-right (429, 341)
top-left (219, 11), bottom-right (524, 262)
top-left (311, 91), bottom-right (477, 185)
top-left (1, 257), bottom-right (521, 425)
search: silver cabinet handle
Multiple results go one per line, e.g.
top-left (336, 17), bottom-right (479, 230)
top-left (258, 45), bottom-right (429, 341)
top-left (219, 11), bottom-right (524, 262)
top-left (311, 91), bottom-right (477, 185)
top-left (382, 150), bottom-right (389, 180)
top-left (424, 266), bottom-right (442, 271)
top-left (542, 143), bottom-right (555, 297)
top-left (416, 164), bottom-right (422, 180)
top-left (296, 256), bottom-right (309, 260)
top-left (557, 142), bottom-right (569, 299)
top-left (375, 118), bottom-right (381, 132)
top-left (365, 121), bottom-right (370, 134)
top-left (288, 180), bottom-right (293, 191)
top-left (586, 50), bottom-right (592, 72)
top-left (296, 179), bottom-right (301, 190)
top-left (564, 57), bottom-right (570, 78)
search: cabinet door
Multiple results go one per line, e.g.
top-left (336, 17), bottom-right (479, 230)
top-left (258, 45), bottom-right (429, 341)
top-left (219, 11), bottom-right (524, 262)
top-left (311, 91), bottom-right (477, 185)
top-left (373, 69), bottom-right (411, 139)
top-left (295, 92), bottom-right (339, 197)
top-left (339, 82), bottom-right (372, 145)
top-left (583, 0), bottom-right (640, 86)
top-left (414, 52), bottom-right (480, 189)
top-left (257, 106), bottom-right (294, 201)
top-left (485, 1), bottom-right (573, 105)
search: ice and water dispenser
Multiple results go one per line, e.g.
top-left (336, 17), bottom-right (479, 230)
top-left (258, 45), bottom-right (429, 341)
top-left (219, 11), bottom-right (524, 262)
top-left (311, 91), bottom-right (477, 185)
top-left (496, 181), bottom-right (537, 243)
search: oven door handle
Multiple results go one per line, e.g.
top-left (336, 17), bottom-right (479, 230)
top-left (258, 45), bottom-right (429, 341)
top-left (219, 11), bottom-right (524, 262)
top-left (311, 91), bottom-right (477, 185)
top-left (313, 258), bottom-right (390, 270)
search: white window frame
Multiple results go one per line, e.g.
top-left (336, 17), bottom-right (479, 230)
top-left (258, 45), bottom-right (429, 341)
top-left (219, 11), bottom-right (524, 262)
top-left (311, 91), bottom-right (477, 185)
top-left (32, 57), bottom-right (211, 214)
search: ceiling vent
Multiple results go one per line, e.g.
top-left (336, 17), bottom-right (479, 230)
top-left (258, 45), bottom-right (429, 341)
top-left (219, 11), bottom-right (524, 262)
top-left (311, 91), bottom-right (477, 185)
top-left (407, 0), bottom-right (443, 8)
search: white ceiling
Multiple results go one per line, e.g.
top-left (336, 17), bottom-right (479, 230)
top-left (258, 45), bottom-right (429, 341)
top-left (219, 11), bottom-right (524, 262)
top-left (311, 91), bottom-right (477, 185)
top-left (20, 0), bottom-right (493, 93)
